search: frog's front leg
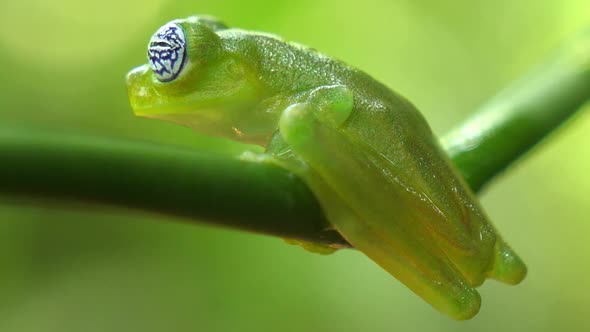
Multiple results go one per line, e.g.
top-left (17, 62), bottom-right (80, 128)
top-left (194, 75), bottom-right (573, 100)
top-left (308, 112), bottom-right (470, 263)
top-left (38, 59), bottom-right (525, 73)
top-left (276, 85), bottom-right (481, 320)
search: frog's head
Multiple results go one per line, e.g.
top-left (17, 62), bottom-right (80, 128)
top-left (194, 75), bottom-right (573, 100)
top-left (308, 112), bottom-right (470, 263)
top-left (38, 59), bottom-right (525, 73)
top-left (126, 16), bottom-right (270, 145)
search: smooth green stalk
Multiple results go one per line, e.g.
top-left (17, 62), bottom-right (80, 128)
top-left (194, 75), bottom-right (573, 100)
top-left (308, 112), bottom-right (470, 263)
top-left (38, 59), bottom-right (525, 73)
top-left (442, 29), bottom-right (590, 192)
top-left (0, 30), bottom-right (589, 247)
top-left (0, 130), bottom-right (343, 245)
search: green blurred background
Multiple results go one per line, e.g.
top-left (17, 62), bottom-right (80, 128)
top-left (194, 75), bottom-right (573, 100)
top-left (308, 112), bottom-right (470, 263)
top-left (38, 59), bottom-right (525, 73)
top-left (1, 0), bottom-right (590, 331)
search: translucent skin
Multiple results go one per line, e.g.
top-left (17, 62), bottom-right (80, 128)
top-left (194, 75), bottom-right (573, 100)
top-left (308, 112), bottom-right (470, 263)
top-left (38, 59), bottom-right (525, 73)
top-left (126, 16), bottom-right (526, 320)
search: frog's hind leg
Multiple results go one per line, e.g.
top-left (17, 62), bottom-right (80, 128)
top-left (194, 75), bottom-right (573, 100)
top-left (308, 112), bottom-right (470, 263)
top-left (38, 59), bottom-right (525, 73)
top-left (279, 97), bottom-right (481, 320)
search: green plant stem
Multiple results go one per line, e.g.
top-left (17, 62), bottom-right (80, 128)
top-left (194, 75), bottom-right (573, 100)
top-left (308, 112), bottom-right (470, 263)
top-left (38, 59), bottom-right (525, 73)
top-left (1, 31), bottom-right (589, 248)
top-left (442, 30), bottom-right (590, 192)
top-left (0, 131), bottom-right (344, 246)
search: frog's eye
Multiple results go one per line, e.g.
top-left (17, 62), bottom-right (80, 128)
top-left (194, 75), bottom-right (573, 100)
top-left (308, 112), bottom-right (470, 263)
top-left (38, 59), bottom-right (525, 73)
top-left (147, 22), bottom-right (187, 82)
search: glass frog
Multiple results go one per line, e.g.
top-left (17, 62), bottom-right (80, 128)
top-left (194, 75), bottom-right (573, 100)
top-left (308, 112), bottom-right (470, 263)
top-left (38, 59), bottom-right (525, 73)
top-left (126, 16), bottom-right (526, 320)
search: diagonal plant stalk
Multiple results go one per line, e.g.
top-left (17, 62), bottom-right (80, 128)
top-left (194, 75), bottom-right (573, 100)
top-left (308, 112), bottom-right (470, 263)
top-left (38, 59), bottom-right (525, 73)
top-left (0, 30), bottom-right (589, 248)
top-left (443, 29), bottom-right (590, 193)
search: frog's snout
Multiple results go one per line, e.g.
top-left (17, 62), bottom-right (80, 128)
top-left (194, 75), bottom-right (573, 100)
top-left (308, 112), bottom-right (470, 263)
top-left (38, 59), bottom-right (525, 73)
top-left (126, 65), bottom-right (156, 115)
top-left (126, 65), bottom-right (149, 88)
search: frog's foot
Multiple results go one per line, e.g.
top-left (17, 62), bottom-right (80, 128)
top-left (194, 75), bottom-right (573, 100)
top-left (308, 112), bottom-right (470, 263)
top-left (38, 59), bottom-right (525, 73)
top-left (239, 150), bottom-right (274, 163)
top-left (278, 88), bottom-right (481, 320)
top-left (283, 238), bottom-right (338, 255)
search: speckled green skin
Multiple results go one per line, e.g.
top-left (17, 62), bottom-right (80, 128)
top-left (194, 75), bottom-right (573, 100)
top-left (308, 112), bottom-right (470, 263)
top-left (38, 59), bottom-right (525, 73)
top-left (126, 16), bottom-right (526, 320)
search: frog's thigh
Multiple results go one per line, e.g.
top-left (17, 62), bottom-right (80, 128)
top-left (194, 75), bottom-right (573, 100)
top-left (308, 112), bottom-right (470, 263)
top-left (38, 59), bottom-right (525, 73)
top-left (279, 102), bottom-right (480, 320)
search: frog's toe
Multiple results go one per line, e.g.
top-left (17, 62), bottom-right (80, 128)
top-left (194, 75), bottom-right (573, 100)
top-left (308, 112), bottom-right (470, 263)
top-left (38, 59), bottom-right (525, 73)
top-left (445, 286), bottom-right (482, 320)
top-left (279, 103), bottom-right (316, 148)
top-left (309, 85), bottom-right (354, 126)
top-left (486, 239), bottom-right (527, 285)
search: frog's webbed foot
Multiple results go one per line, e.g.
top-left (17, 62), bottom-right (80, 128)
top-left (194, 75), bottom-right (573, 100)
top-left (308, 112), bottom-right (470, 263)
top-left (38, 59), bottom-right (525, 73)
top-left (278, 85), bottom-right (482, 319)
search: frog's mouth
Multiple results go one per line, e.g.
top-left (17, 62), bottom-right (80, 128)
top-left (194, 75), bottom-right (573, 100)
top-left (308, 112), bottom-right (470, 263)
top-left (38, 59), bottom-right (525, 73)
top-left (127, 65), bottom-right (212, 114)
top-left (126, 65), bottom-right (271, 145)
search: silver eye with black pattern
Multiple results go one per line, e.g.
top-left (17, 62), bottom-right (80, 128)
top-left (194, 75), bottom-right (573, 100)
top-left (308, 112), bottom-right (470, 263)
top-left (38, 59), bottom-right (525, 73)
top-left (147, 22), bottom-right (187, 82)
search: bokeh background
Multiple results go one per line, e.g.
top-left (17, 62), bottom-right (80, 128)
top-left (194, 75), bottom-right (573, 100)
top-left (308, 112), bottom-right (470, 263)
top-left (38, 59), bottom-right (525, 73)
top-left (1, 0), bottom-right (590, 331)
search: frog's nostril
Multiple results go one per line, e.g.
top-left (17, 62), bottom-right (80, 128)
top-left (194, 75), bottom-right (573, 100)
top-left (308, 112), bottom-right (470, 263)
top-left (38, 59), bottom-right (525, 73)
top-left (126, 65), bottom-right (149, 87)
top-left (126, 65), bottom-right (154, 114)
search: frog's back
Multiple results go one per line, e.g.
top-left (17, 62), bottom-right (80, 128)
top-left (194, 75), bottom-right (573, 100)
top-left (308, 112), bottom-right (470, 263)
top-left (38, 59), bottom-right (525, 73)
top-left (230, 30), bottom-right (487, 240)
top-left (222, 30), bottom-right (468, 221)
top-left (220, 29), bottom-right (429, 140)
top-left (216, 28), bottom-right (525, 312)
